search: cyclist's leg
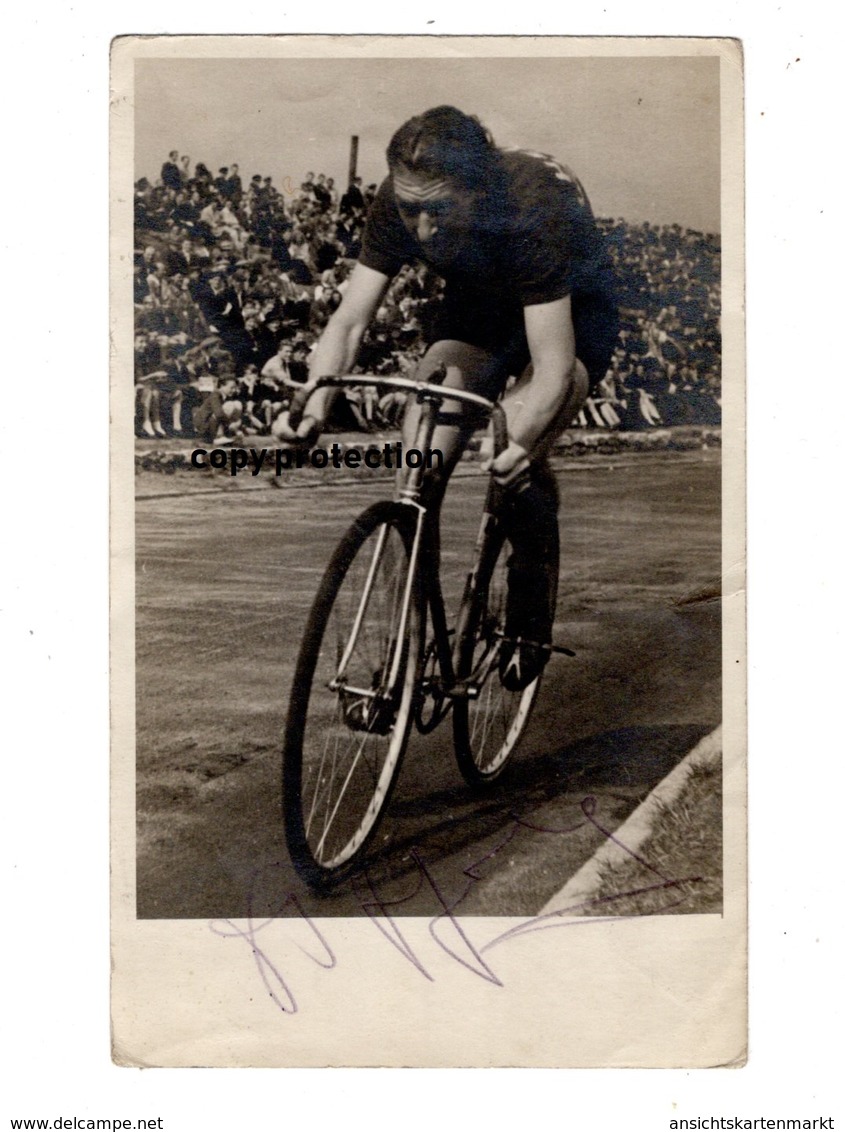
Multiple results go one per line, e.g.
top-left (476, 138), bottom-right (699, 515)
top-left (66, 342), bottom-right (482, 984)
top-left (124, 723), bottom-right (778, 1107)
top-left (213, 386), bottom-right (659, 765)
top-left (498, 355), bottom-right (590, 460)
top-left (495, 291), bottom-right (619, 689)
top-left (499, 285), bottom-right (620, 458)
top-left (495, 453), bottom-right (561, 690)
top-left (399, 338), bottom-right (506, 503)
top-left (494, 358), bottom-right (589, 690)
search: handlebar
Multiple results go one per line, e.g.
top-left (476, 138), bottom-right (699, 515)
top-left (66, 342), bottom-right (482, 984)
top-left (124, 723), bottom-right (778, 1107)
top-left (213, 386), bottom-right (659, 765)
top-left (305, 372), bottom-right (510, 457)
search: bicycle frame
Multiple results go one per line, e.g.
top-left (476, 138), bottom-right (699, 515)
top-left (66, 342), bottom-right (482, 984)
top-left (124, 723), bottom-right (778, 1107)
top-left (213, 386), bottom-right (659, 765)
top-left (313, 373), bottom-right (509, 717)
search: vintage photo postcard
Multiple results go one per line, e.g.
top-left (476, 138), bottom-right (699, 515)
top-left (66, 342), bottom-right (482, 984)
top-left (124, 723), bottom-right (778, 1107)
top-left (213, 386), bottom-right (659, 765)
top-left (111, 34), bottom-right (745, 1067)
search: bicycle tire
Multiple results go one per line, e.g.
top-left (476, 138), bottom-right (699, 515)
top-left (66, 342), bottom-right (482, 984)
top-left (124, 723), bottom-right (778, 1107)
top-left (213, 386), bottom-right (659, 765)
top-left (452, 524), bottom-right (548, 788)
top-left (283, 501), bottom-right (423, 889)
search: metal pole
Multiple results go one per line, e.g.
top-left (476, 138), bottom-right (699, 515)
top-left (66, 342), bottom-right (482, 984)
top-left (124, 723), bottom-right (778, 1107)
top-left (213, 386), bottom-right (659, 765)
top-left (348, 135), bottom-right (359, 185)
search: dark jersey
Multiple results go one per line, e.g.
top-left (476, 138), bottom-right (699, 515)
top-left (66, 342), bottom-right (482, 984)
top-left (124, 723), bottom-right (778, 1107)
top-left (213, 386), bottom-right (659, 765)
top-left (359, 148), bottom-right (617, 309)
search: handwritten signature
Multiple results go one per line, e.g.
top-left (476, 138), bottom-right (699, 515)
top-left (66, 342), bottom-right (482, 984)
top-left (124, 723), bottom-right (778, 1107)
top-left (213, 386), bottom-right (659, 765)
top-left (209, 795), bottom-right (704, 1016)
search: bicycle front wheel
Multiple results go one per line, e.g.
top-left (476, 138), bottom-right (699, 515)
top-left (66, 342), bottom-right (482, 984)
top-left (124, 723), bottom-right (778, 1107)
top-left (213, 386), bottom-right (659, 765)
top-left (283, 501), bottom-right (422, 889)
top-left (452, 526), bottom-right (546, 788)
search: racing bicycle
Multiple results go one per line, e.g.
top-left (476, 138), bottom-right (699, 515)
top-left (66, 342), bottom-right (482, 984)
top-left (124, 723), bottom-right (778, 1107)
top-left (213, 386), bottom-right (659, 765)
top-left (281, 368), bottom-right (573, 891)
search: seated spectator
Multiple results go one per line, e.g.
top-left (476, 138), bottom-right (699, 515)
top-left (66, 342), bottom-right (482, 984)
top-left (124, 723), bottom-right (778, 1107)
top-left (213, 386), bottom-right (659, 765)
top-left (180, 343), bottom-right (229, 442)
top-left (290, 342), bottom-right (310, 385)
top-left (261, 341), bottom-right (302, 394)
top-left (217, 199), bottom-right (246, 250)
top-left (134, 333), bottom-right (188, 438)
top-left (219, 374), bottom-right (246, 439)
top-left (280, 282), bottom-right (312, 332)
top-left (636, 385), bottom-right (663, 427)
top-left (194, 270), bottom-right (255, 374)
top-left (377, 388), bottom-right (406, 429)
top-left (232, 364), bottom-right (267, 434)
top-left (314, 225), bottom-right (345, 273)
top-left (345, 384), bottom-right (380, 431)
top-left (589, 374), bottom-right (624, 429)
top-left (258, 345), bottom-right (295, 430)
top-left (252, 313), bottom-right (285, 369)
top-left (135, 332), bottom-right (168, 438)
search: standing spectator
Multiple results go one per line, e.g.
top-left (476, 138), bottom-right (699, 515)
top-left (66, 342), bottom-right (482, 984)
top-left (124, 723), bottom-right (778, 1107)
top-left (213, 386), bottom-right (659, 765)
top-left (161, 151), bottom-right (182, 191)
top-left (262, 176), bottom-right (278, 204)
top-left (225, 163), bottom-right (243, 203)
top-left (325, 177), bottom-right (339, 211)
top-left (313, 174), bottom-right (332, 212)
top-left (339, 176), bottom-right (365, 217)
top-left (193, 163), bottom-right (213, 193)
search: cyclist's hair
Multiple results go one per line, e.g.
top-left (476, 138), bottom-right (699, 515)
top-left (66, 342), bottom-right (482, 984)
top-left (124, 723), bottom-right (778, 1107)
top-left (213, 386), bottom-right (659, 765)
top-left (386, 106), bottom-right (500, 191)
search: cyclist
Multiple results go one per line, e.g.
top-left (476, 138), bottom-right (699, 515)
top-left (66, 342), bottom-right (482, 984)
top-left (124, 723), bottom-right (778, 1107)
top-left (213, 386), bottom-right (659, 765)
top-left (289, 105), bottom-right (620, 690)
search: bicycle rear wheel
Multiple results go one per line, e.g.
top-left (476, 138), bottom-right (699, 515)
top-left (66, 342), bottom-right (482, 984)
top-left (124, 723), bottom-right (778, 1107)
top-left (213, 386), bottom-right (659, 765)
top-left (452, 525), bottom-right (547, 788)
top-left (283, 501), bottom-right (422, 888)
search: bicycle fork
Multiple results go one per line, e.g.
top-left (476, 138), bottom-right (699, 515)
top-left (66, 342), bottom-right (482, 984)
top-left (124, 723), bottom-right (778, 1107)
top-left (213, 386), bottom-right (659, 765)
top-left (328, 502), bottom-right (426, 720)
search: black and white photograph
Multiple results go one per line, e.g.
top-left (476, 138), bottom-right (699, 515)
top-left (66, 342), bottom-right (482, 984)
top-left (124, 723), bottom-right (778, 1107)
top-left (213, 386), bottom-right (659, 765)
top-left (111, 35), bottom-right (745, 1067)
top-left (9, 0), bottom-right (843, 1119)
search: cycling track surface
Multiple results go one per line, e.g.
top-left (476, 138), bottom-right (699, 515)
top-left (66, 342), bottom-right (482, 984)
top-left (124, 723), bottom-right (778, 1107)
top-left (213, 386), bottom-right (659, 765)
top-left (132, 447), bottom-right (723, 920)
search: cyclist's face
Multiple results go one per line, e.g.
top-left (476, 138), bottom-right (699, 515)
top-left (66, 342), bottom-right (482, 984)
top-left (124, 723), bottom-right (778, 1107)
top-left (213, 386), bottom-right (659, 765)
top-left (392, 169), bottom-right (476, 261)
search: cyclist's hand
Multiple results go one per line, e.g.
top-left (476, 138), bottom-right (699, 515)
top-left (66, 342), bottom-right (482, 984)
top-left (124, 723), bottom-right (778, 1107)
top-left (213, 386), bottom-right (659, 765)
top-left (286, 382), bottom-right (322, 444)
top-left (270, 410), bottom-right (299, 442)
top-left (287, 382), bottom-right (317, 428)
top-left (482, 441), bottom-right (531, 488)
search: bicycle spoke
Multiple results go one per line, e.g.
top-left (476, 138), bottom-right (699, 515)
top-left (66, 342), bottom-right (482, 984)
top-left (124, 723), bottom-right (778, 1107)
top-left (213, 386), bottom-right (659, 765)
top-left (313, 729), bottom-right (374, 862)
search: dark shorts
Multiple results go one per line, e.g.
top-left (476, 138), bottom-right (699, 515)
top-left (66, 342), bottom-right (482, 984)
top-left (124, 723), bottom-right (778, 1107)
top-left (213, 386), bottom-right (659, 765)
top-left (426, 286), bottom-right (620, 393)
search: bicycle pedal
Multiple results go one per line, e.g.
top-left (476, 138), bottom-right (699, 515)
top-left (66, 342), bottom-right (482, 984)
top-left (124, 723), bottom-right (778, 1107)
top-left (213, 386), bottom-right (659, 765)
top-left (547, 642), bottom-right (577, 658)
top-left (495, 630), bottom-right (576, 658)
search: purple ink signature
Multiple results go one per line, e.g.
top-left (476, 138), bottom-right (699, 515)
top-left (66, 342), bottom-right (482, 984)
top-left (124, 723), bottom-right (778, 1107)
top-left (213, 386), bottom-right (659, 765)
top-left (209, 795), bottom-right (705, 1016)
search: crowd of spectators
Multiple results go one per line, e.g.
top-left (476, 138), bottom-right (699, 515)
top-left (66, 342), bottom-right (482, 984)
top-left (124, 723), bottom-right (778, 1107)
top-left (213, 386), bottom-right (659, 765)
top-left (592, 218), bottom-right (723, 430)
top-left (134, 149), bottom-right (721, 442)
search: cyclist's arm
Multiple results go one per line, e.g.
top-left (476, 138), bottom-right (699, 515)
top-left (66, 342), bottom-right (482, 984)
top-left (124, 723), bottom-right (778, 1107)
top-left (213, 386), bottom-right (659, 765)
top-left (491, 294), bottom-right (582, 479)
top-left (293, 263), bottom-right (391, 438)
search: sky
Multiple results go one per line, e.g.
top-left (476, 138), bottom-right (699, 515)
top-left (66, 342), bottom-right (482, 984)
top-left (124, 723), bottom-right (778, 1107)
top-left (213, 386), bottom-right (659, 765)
top-left (135, 52), bottom-right (721, 233)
